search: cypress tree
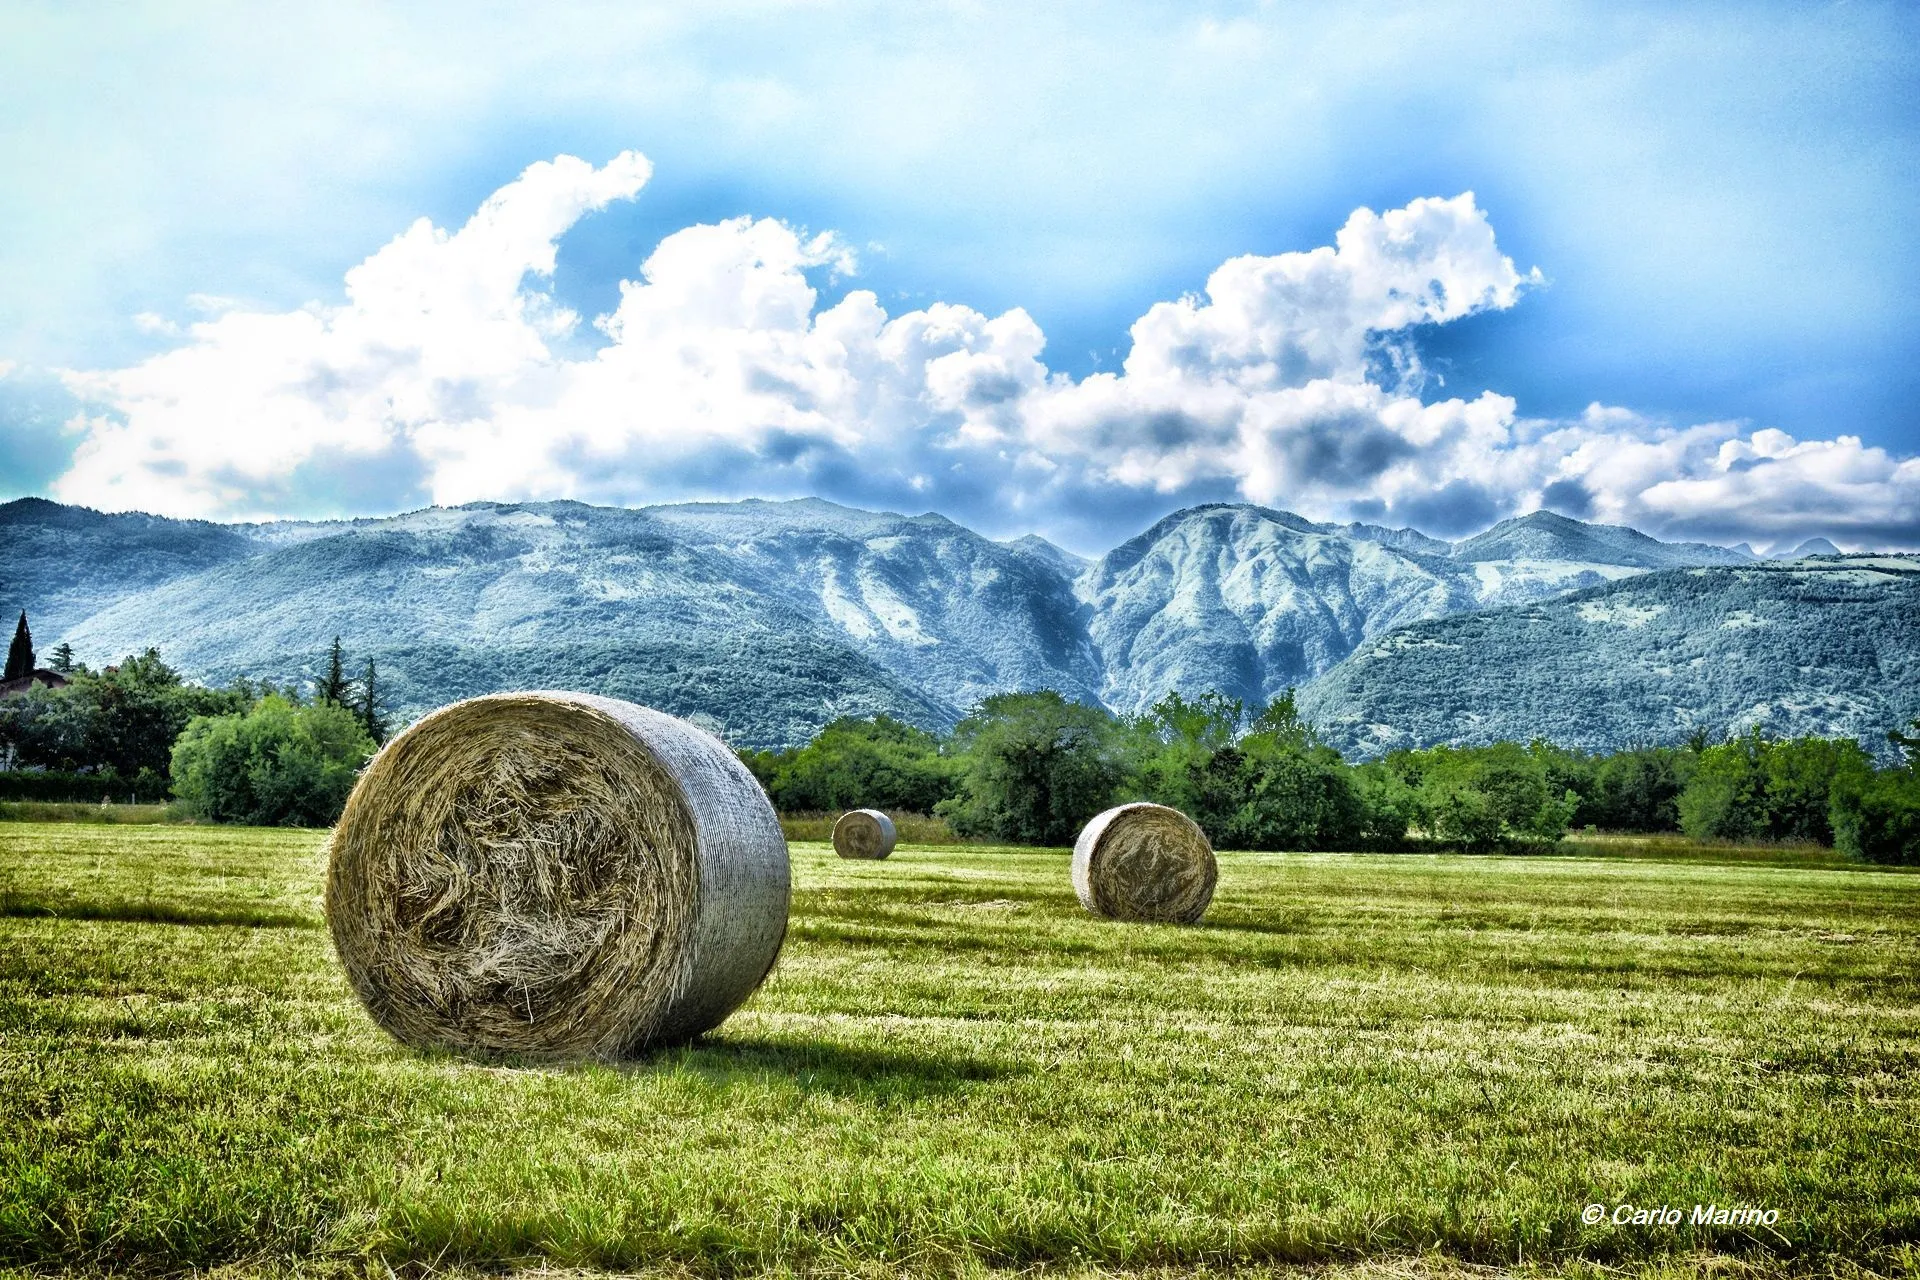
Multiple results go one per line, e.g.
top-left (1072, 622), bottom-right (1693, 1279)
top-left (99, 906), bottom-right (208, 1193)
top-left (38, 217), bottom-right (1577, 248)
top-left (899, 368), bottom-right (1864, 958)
top-left (357, 658), bottom-right (389, 744)
top-left (5, 612), bottom-right (34, 681)
top-left (317, 636), bottom-right (350, 706)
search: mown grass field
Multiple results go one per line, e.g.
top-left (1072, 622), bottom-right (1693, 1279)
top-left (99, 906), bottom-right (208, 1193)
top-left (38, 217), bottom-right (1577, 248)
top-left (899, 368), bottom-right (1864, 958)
top-left (1, 822), bottom-right (1916, 1279)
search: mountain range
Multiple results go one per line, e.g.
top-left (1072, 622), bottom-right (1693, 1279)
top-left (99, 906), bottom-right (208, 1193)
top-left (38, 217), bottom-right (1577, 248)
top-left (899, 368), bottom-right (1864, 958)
top-left (3, 494), bottom-right (1911, 755)
top-left (1298, 557), bottom-right (1920, 759)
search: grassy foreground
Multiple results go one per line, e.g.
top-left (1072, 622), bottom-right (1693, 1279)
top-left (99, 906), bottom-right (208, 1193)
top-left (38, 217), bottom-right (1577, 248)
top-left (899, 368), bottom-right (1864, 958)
top-left (0, 824), bottom-right (1916, 1279)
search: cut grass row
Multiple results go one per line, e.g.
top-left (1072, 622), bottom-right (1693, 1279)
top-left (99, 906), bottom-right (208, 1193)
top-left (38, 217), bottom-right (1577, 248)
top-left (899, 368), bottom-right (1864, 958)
top-left (0, 823), bottom-right (1915, 1277)
top-left (0, 801), bottom-right (179, 825)
top-left (0, 800), bottom-right (1869, 869)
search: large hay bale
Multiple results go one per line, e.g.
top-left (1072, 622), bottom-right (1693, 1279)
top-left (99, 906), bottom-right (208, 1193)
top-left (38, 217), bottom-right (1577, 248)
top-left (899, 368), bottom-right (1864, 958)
top-left (325, 691), bottom-right (790, 1060)
top-left (1071, 802), bottom-right (1217, 924)
top-left (832, 808), bottom-right (897, 860)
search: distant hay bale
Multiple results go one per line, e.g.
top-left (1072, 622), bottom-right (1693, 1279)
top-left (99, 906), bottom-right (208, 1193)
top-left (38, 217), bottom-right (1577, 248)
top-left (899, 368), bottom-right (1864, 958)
top-left (1071, 802), bottom-right (1217, 924)
top-left (325, 691), bottom-right (790, 1061)
top-left (832, 808), bottom-right (897, 860)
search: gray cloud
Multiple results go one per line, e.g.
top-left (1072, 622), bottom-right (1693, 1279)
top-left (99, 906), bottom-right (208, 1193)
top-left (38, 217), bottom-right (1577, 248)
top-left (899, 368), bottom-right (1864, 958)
top-left (1380, 479), bottom-right (1507, 539)
top-left (1539, 477), bottom-right (1594, 518)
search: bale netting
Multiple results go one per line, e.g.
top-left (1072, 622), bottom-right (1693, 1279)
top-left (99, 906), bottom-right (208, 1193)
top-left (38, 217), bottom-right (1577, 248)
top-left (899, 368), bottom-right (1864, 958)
top-left (325, 691), bottom-right (791, 1061)
top-left (1071, 802), bottom-right (1217, 924)
top-left (832, 808), bottom-right (897, 860)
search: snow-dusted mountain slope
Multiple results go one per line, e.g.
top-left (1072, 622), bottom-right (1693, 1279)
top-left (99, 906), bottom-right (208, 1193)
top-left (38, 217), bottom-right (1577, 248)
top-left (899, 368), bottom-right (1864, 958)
top-left (628, 498), bottom-right (1103, 711)
top-left (1442, 509), bottom-right (1755, 607)
top-left (1297, 557), bottom-right (1920, 760)
top-left (998, 533), bottom-right (1091, 581)
top-left (1074, 505), bottom-right (1759, 714)
top-left (1079, 505), bottom-right (1474, 714)
top-left (0, 497), bottom-right (262, 636)
top-left (1450, 510), bottom-right (1752, 569)
top-left (45, 498), bottom-right (1097, 747)
top-left (4, 494), bottom-right (1862, 747)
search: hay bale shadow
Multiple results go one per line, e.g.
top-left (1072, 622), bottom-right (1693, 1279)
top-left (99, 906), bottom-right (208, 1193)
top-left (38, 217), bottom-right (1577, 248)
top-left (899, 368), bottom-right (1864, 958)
top-left (1192, 912), bottom-right (1314, 937)
top-left (400, 1037), bottom-right (1013, 1098)
top-left (665, 1036), bottom-right (1016, 1096)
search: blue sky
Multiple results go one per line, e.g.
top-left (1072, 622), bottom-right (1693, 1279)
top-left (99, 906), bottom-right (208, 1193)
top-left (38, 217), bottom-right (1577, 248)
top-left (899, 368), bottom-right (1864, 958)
top-left (3, 1), bottom-right (1916, 552)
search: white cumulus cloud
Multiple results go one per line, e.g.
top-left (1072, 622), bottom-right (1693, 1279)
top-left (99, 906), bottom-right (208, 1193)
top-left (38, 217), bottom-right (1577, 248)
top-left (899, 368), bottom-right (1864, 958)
top-left (51, 151), bottom-right (1920, 551)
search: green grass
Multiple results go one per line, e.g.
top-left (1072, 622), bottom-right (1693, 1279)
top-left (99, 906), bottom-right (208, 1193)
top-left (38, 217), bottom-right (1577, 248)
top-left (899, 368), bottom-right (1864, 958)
top-left (0, 801), bottom-right (182, 825)
top-left (779, 810), bottom-right (964, 844)
top-left (1553, 831), bottom-right (1865, 871)
top-left (1, 824), bottom-right (1916, 1279)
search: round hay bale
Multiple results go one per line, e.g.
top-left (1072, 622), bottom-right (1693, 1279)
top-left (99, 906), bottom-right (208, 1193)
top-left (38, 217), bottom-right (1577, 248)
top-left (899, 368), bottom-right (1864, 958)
top-left (1071, 802), bottom-right (1217, 924)
top-left (325, 691), bottom-right (790, 1060)
top-left (832, 809), bottom-right (897, 860)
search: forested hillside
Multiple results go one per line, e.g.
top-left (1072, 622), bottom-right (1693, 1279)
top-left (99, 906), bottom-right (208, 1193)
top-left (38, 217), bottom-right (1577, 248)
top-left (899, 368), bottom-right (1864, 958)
top-left (1298, 557), bottom-right (1920, 760)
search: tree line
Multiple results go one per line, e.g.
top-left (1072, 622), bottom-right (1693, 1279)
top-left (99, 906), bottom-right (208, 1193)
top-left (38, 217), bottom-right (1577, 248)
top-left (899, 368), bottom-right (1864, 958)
top-left (3, 610), bottom-right (1914, 864)
top-left (0, 621), bottom-right (387, 824)
top-left (740, 690), bottom-right (1920, 865)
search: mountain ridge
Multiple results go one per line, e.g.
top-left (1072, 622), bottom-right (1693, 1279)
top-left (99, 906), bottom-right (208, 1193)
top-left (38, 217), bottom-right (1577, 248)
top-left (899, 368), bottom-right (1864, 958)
top-left (1449, 509), bottom-right (1753, 569)
top-left (1, 494), bottom-right (1897, 749)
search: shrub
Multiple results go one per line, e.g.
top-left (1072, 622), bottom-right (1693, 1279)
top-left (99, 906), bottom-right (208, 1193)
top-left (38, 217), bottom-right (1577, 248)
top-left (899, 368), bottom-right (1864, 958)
top-left (1830, 769), bottom-right (1920, 865)
top-left (0, 769), bottom-right (169, 803)
top-left (171, 696), bottom-right (375, 826)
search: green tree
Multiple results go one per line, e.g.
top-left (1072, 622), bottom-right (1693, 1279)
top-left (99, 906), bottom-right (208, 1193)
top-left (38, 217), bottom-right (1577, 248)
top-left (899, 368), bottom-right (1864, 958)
top-left (77, 650), bottom-right (246, 780)
top-left (1218, 738), bottom-right (1368, 850)
top-left (1890, 715), bottom-right (1920, 767)
top-left (1126, 690), bottom-right (1245, 827)
top-left (1676, 743), bottom-right (1762, 841)
top-left (0, 680), bottom-right (93, 771)
top-left (1679, 730), bottom-right (1874, 844)
top-left (1830, 768), bottom-right (1920, 865)
top-left (356, 658), bottom-right (389, 744)
top-left (1351, 760), bottom-right (1415, 847)
top-left (5, 611), bottom-right (34, 681)
top-left (1761, 735), bottom-right (1874, 842)
top-left (0, 652), bottom-right (263, 787)
top-left (1586, 747), bottom-right (1692, 831)
top-left (171, 695), bottom-right (375, 826)
top-left (1124, 691), bottom-right (1374, 851)
top-left (1528, 740), bottom-right (1598, 824)
top-left (316, 636), bottom-right (351, 707)
top-left (939, 691), bottom-right (1125, 845)
top-left (749, 715), bottom-right (957, 813)
top-left (47, 642), bottom-right (75, 674)
top-left (1389, 743), bottom-right (1578, 850)
top-left (1235, 693), bottom-right (1374, 849)
top-left (0, 650), bottom-right (245, 779)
